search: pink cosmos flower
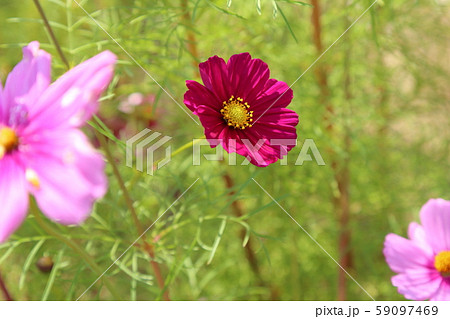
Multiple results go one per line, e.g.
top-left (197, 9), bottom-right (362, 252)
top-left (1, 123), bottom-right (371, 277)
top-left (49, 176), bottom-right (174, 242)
top-left (384, 198), bottom-right (450, 300)
top-left (0, 42), bottom-right (116, 242)
top-left (184, 53), bottom-right (299, 167)
top-left (119, 92), bottom-right (155, 114)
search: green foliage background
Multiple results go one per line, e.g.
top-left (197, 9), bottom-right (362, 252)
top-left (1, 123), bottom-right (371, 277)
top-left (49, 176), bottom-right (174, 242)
top-left (0, 0), bottom-right (449, 300)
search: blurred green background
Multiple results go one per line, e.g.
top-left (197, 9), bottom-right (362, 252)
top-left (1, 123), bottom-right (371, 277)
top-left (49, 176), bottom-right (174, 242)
top-left (0, 0), bottom-right (449, 300)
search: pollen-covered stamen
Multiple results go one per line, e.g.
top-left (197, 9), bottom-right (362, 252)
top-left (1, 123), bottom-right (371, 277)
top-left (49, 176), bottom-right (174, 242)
top-left (435, 251), bottom-right (450, 276)
top-left (0, 127), bottom-right (19, 159)
top-left (220, 96), bottom-right (253, 130)
top-left (26, 169), bottom-right (40, 189)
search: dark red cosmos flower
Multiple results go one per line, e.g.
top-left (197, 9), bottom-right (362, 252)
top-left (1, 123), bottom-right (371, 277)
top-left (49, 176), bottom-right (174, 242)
top-left (184, 53), bottom-right (299, 167)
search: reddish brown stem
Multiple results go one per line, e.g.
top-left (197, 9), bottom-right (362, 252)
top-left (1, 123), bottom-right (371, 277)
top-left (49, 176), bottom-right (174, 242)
top-left (310, 0), bottom-right (353, 300)
top-left (0, 270), bottom-right (13, 301)
top-left (335, 160), bottom-right (352, 301)
top-left (181, 0), bottom-right (200, 76)
top-left (222, 174), bottom-right (262, 278)
top-left (311, 0), bottom-right (333, 131)
top-left (144, 242), bottom-right (170, 301)
top-left (338, 10), bottom-right (354, 299)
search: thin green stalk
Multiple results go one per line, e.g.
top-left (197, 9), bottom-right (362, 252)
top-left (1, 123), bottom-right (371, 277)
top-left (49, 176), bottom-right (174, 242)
top-left (96, 131), bottom-right (145, 235)
top-left (95, 131), bottom-right (170, 300)
top-left (66, 0), bottom-right (74, 55)
top-left (30, 202), bottom-right (121, 300)
top-left (154, 137), bottom-right (204, 168)
top-left (172, 138), bottom-right (204, 158)
top-left (33, 0), bottom-right (70, 70)
top-left (128, 137), bottom-right (204, 189)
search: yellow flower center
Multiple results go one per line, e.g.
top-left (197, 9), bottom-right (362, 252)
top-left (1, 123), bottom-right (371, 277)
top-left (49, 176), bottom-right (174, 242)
top-left (0, 127), bottom-right (19, 159)
top-left (435, 251), bottom-right (450, 276)
top-left (220, 96), bottom-right (253, 130)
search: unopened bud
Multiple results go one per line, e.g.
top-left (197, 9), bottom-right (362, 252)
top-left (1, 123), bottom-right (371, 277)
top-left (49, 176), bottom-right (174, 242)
top-left (36, 256), bottom-right (54, 273)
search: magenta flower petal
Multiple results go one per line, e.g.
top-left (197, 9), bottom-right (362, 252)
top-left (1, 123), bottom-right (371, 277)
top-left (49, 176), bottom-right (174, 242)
top-left (199, 55), bottom-right (229, 102)
top-left (196, 104), bottom-right (286, 166)
top-left (420, 199), bottom-right (450, 253)
top-left (0, 156), bottom-right (29, 242)
top-left (252, 79), bottom-right (293, 111)
top-left (184, 80), bottom-right (220, 114)
top-left (430, 280), bottom-right (450, 301)
top-left (383, 233), bottom-right (434, 273)
top-left (227, 53), bottom-right (270, 103)
top-left (195, 105), bottom-right (225, 137)
top-left (26, 50), bottom-right (116, 133)
top-left (392, 269), bottom-right (442, 300)
top-left (24, 129), bottom-right (107, 225)
top-left (253, 109), bottom-right (299, 142)
top-left (2, 42), bottom-right (51, 123)
top-left (195, 103), bottom-right (272, 165)
top-left (236, 129), bottom-right (284, 166)
top-left (184, 53), bottom-right (299, 167)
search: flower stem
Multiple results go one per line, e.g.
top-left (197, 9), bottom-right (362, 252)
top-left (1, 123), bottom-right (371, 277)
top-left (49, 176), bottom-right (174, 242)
top-left (222, 173), bottom-right (261, 277)
top-left (222, 169), bottom-right (279, 300)
top-left (33, 0), bottom-right (70, 70)
top-left (0, 270), bottom-right (13, 301)
top-left (310, 0), bottom-right (353, 300)
top-left (153, 137), bottom-right (204, 169)
top-left (95, 131), bottom-right (170, 301)
top-left (29, 201), bottom-right (121, 300)
top-left (128, 137), bottom-right (204, 190)
top-left (96, 131), bottom-right (145, 235)
top-left (180, 0), bottom-right (200, 75)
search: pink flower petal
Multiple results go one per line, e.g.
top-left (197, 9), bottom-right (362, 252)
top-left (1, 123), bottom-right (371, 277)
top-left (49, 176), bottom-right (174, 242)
top-left (430, 280), bottom-right (450, 301)
top-left (383, 233), bottom-right (434, 273)
top-left (392, 268), bottom-right (442, 300)
top-left (24, 129), bottom-right (107, 225)
top-left (420, 198), bottom-right (450, 253)
top-left (2, 42), bottom-right (51, 125)
top-left (199, 55), bottom-right (229, 102)
top-left (227, 53), bottom-right (270, 103)
top-left (25, 51), bottom-right (116, 133)
top-left (0, 81), bottom-right (4, 123)
top-left (0, 155), bottom-right (29, 243)
top-left (408, 222), bottom-right (434, 256)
